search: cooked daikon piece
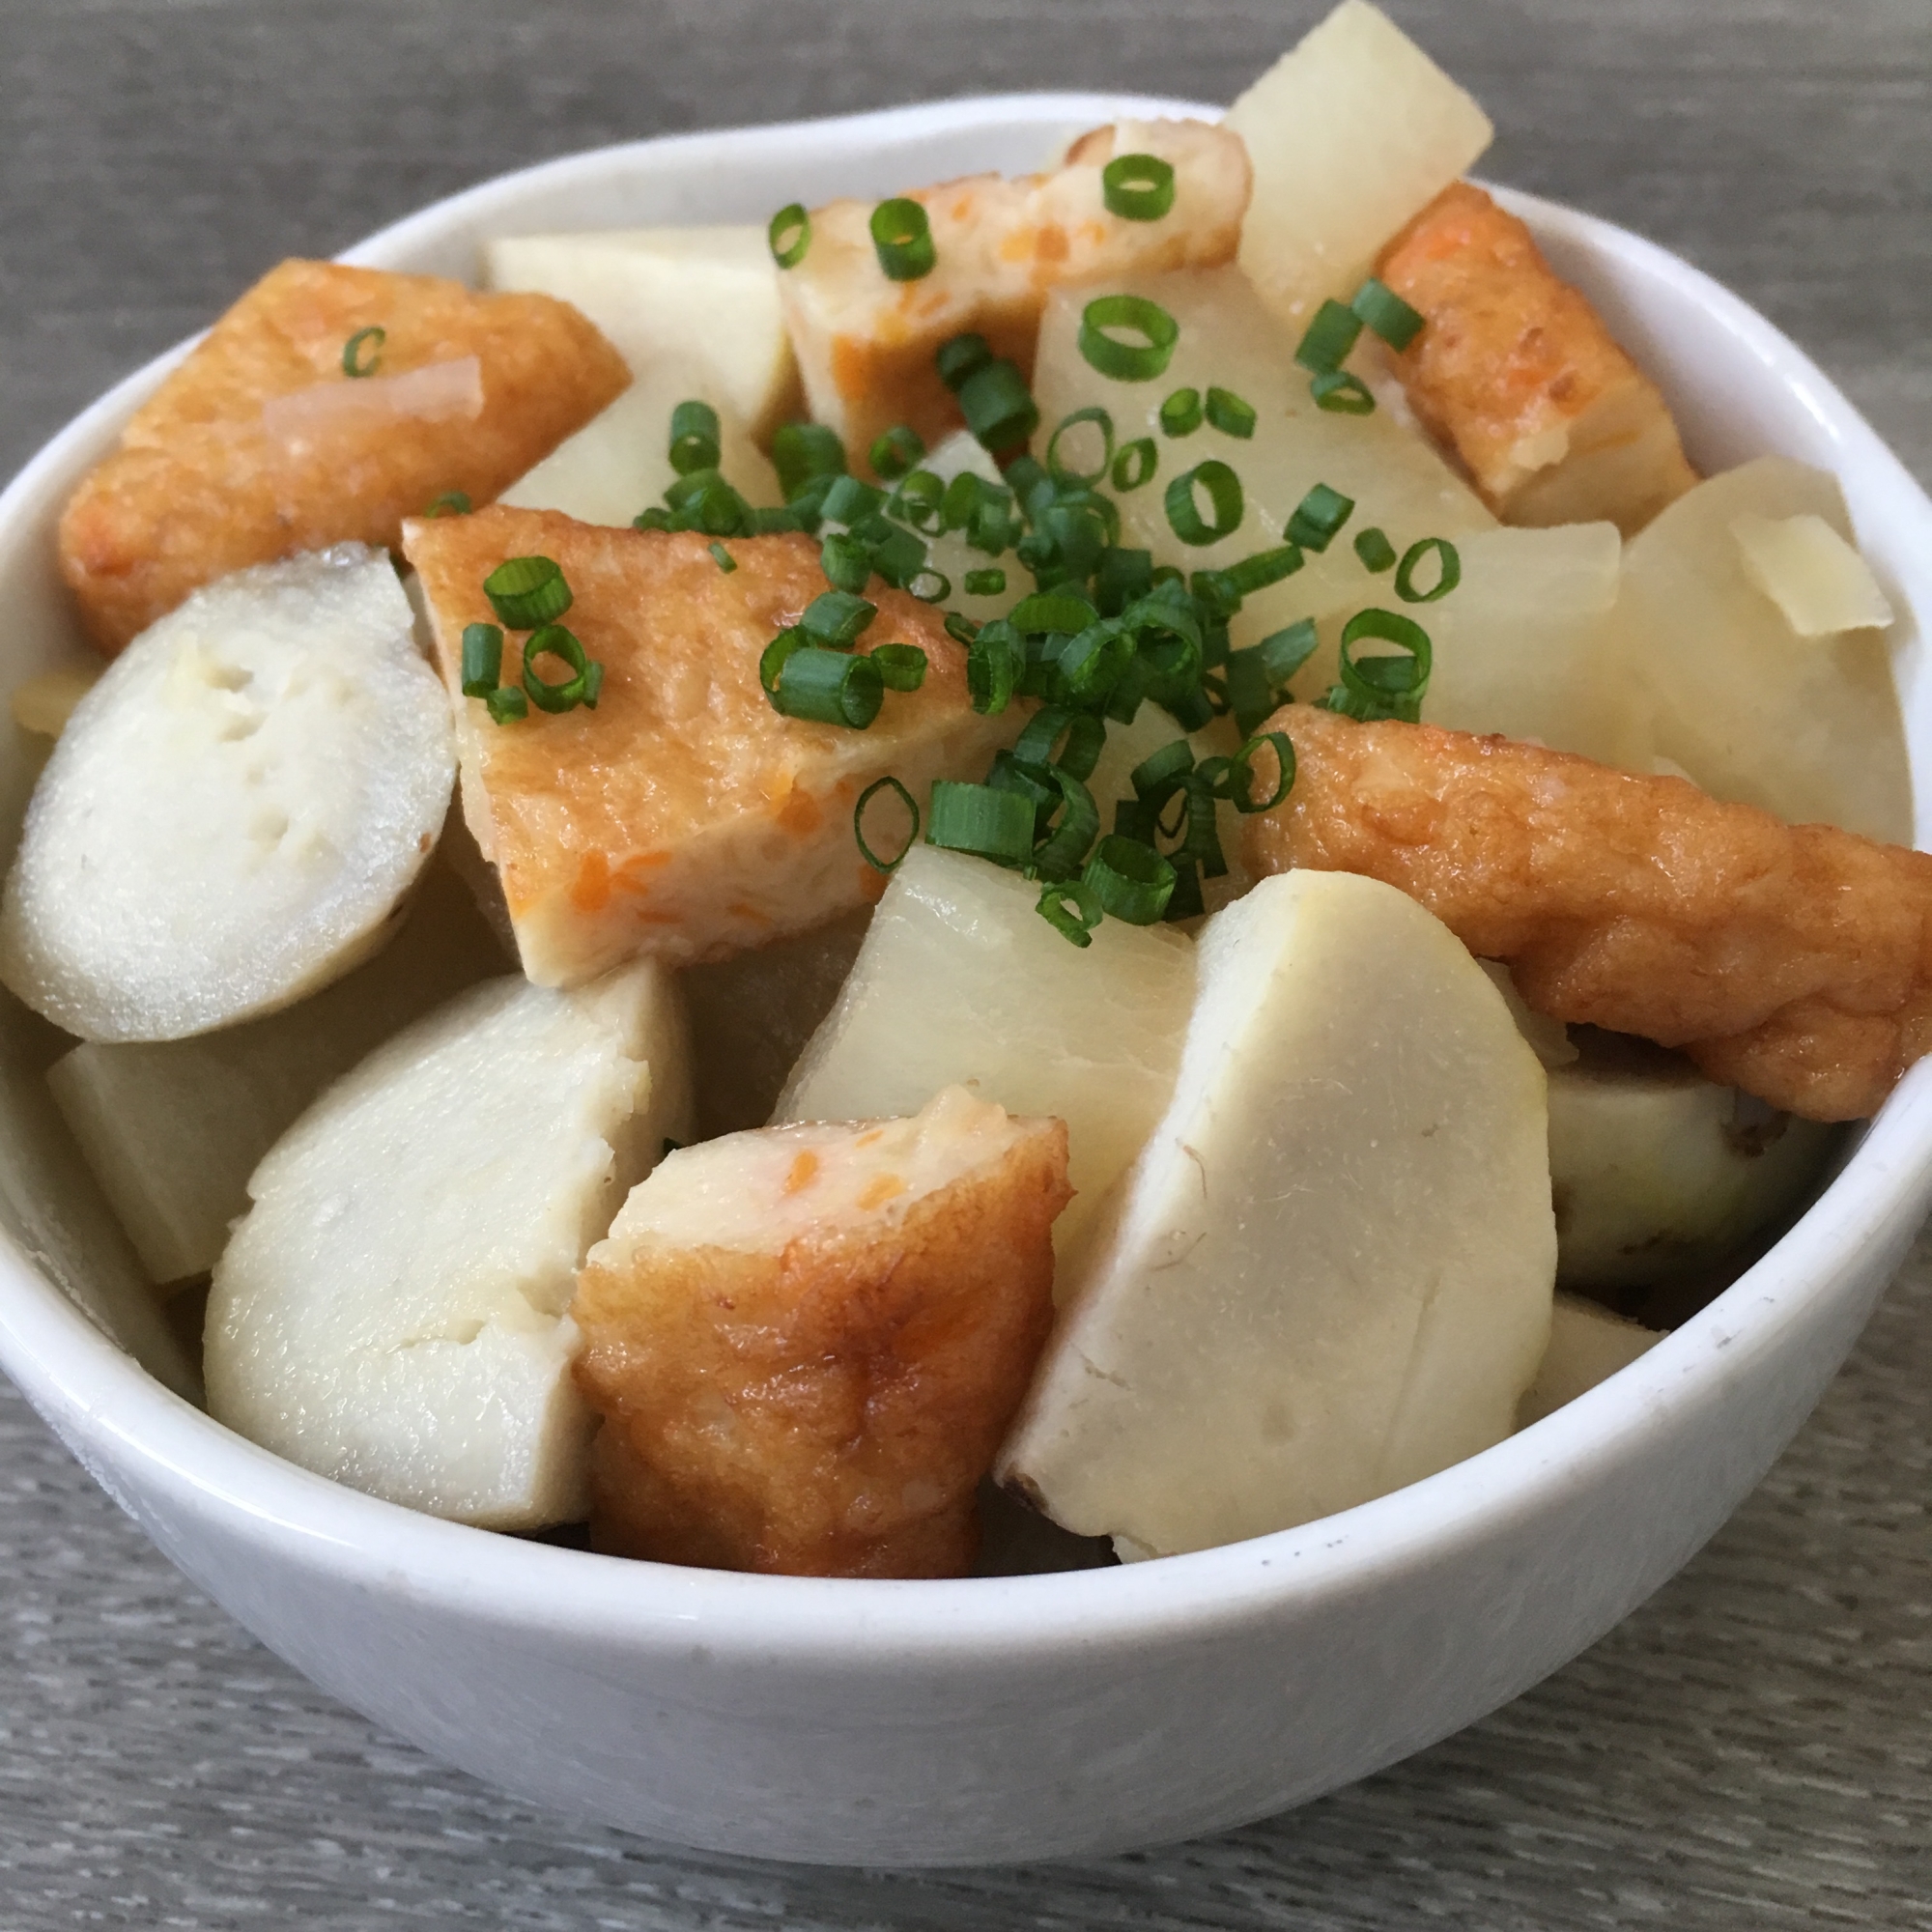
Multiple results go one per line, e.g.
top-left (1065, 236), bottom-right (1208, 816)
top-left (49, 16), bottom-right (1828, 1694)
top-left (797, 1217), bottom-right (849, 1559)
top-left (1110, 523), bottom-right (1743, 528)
top-left (0, 546), bottom-right (454, 1042)
top-left (1516, 1293), bottom-right (1661, 1428)
top-left (59, 260), bottom-right (628, 652)
top-left (998, 870), bottom-right (1554, 1560)
top-left (403, 507), bottom-right (1017, 983)
top-left (778, 845), bottom-right (1195, 1262)
top-left (1619, 458), bottom-right (1910, 841)
top-left (574, 1085), bottom-right (1070, 1577)
top-left (47, 852), bottom-right (507, 1285)
top-left (1226, 1), bottom-right (1492, 328)
top-left (1731, 511), bottom-right (1895, 638)
top-left (1376, 183), bottom-right (1697, 534)
top-left (780, 120), bottom-right (1248, 471)
top-left (206, 961), bottom-right (691, 1529)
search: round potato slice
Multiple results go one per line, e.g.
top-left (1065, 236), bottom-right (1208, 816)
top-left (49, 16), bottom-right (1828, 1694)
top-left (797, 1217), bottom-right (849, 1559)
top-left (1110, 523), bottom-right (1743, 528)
top-left (0, 544), bottom-right (454, 1041)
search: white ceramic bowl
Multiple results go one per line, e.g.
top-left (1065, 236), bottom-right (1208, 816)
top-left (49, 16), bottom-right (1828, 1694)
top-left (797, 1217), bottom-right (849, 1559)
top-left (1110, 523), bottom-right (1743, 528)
top-left (1, 94), bottom-right (1929, 1869)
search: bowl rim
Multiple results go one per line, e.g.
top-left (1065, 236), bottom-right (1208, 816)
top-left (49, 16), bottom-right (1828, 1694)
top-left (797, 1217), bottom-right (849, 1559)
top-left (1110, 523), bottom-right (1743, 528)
top-left (4, 89), bottom-right (1931, 1665)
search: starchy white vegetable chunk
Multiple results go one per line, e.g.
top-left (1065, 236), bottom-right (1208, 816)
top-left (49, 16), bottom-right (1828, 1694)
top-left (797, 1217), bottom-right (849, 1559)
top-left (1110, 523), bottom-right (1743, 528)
top-left (1730, 511), bottom-right (1895, 638)
top-left (1225, 0), bottom-right (1492, 327)
top-left (0, 546), bottom-right (455, 1042)
top-left (47, 853), bottom-right (507, 1285)
top-left (1547, 1031), bottom-right (1835, 1291)
top-left (997, 870), bottom-right (1555, 1559)
top-left (1516, 1293), bottom-right (1660, 1428)
top-left (206, 961), bottom-right (692, 1528)
top-left (777, 845), bottom-right (1195, 1262)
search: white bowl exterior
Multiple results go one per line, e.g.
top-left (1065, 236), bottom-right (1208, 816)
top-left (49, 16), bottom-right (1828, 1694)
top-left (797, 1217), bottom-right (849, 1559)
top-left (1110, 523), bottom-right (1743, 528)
top-left (2, 94), bottom-right (1930, 1866)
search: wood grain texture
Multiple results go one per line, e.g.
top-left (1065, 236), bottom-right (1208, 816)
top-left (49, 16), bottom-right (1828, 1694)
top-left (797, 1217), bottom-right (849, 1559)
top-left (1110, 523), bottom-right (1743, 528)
top-left (2, 0), bottom-right (1929, 1923)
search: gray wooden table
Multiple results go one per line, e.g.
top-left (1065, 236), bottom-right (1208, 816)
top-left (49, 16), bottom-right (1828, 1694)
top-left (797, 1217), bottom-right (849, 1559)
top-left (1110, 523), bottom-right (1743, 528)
top-left (3, 1), bottom-right (1929, 1923)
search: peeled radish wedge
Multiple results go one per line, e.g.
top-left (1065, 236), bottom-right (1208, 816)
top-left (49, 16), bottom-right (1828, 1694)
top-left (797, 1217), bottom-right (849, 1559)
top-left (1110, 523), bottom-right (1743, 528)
top-left (1731, 510), bottom-right (1894, 638)
top-left (1517, 1293), bottom-right (1661, 1428)
top-left (997, 870), bottom-right (1554, 1560)
top-left (0, 545), bottom-right (454, 1042)
top-left (205, 960), bottom-right (692, 1529)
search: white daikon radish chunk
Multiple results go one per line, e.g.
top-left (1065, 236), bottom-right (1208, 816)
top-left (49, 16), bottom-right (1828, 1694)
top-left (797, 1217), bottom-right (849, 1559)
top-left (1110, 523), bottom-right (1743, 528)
top-left (0, 545), bottom-right (454, 1043)
top-left (998, 870), bottom-right (1553, 1559)
top-left (1225, 0), bottom-right (1493, 328)
top-left (1033, 268), bottom-right (1494, 644)
top-left (1480, 959), bottom-right (1577, 1068)
top-left (206, 961), bottom-right (692, 1529)
top-left (48, 854), bottom-right (508, 1286)
top-left (1547, 1031), bottom-right (1835, 1292)
top-left (1516, 1293), bottom-right (1661, 1428)
top-left (1731, 510), bottom-right (1895, 638)
top-left (1618, 458), bottom-right (1910, 841)
top-left (777, 845), bottom-right (1195, 1260)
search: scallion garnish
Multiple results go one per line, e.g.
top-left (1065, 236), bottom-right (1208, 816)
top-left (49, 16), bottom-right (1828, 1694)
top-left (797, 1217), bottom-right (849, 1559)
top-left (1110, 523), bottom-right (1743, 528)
top-left (1078, 294), bottom-right (1180, 382)
top-left (870, 643), bottom-right (928, 691)
top-left (1293, 299), bottom-right (1362, 375)
top-left (1111, 438), bottom-right (1157, 491)
top-left (1205, 386), bottom-right (1257, 439)
top-left (1046, 406), bottom-right (1115, 487)
top-left (1285, 483), bottom-right (1354, 553)
top-left (769, 203), bottom-right (810, 269)
top-left (1009, 590), bottom-right (1101, 636)
top-left (1164, 459), bottom-right (1245, 546)
top-left (1312, 371), bottom-right (1376, 414)
top-left (1353, 526), bottom-right (1398, 573)
top-left (1329, 607), bottom-right (1433, 723)
top-left (927, 780), bottom-right (1036, 865)
top-left (1100, 153), bottom-right (1178, 221)
top-left (484, 555), bottom-right (572, 628)
top-left (425, 490), bottom-right (471, 518)
top-left (522, 625), bottom-right (598, 714)
top-left (342, 327), bottom-right (385, 378)
top-left (634, 507), bottom-right (672, 531)
top-left (1030, 767), bottom-right (1101, 880)
top-left (888, 469), bottom-right (947, 534)
top-left (485, 685), bottom-right (527, 725)
top-left (1130, 737), bottom-right (1195, 800)
top-left (966, 620), bottom-right (1023, 713)
top-left (772, 422), bottom-right (846, 501)
top-left (460, 623), bottom-right (503, 698)
top-left (854, 775), bottom-right (920, 872)
top-left (820, 530), bottom-right (872, 594)
top-left (1224, 619), bottom-right (1318, 734)
top-left (869, 424), bottom-right (925, 480)
top-left (1351, 277), bottom-right (1425, 352)
top-left (1013, 704), bottom-right (1105, 781)
top-left (936, 332), bottom-right (993, 392)
top-left (1394, 536), bottom-right (1461, 604)
top-left (958, 357), bottom-right (1039, 454)
top-left (771, 645), bottom-right (885, 727)
top-left (760, 626), bottom-right (806, 696)
top-left (1037, 880), bottom-right (1103, 948)
top-left (867, 525), bottom-right (927, 588)
top-left (707, 540), bottom-right (737, 574)
top-left (1222, 730), bottom-right (1295, 812)
top-left (1224, 543), bottom-right (1304, 598)
top-left (668, 400), bottom-right (722, 475)
top-left (870, 197), bottom-right (936, 280)
top-left (963, 566), bottom-right (1007, 597)
top-left (1094, 546), bottom-right (1152, 617)
top-left (1082, 835), bottom-right (1176, 923)
top-left (799, 589), bottom-right (877, 649)
top-left (1159, 386), bottom-right (1203, 437)
top-left (906, 568), bottom-right (951, 604)
top-left (664, 467), bottom-right (754, 536)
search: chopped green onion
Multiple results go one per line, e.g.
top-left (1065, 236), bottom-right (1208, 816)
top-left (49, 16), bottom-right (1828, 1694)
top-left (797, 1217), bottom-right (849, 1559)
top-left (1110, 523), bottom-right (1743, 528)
top-left (484, 555), bottom-right (571, 628)
top-left (582, 661), bottom-right (605, 709)
top-left (460, 623), bottom-right (504, 698)
top-left (705, 540), bottom-right (736, 574)
top-left (769, 203), bottom-right (810, 269)
top-left (854, 775), bottom-right (920, 871)
top-left (1353, 526), bottom-right (1398, 573)
top-left (1082, 835), bottom-right (1176, 923)
top-left (1225, 543), bottom-right (1304, 597)
top-left (633, 506), bottom-right (671, 531)
top-left (1351, 277), bottom-right (1425, 352)
top-left (957, 358), bottom-right (1039, 454)
top-left (1111, 437), bottom-right (1157, 491)
top-left (1046, 406), bottom-right (1115, 487)
top-left (889, 469), bottom-right (947, 534)
top-left (666, 469), bottom-right (753, 537)
top-left (668, 400), bottom-right (721, 475)
top-left (1395, 536), bottom-right (1461, 604)
top-left (867, 525), bottom-right (928, 588)
top-left (760, 626), bottom-right (807, 695)
top-left (522, 625), bottom-right (597, 713)
top-left (936, 331), bottom-right (993, 392)
top-left (772, 422), bottom-right (846, 500)
top-left (1163, 856), bottom-right (1205, 921)
top-left (870, 197), bottom-right (936, 280)
top-left (425, 490), bottom-right (471, 518)
top-left (1312, 371), bottom-right (1376, 414)
top-left (1013, 705), bottom-right (1105, 781)
top-left (1293, 298), bottom-right (1362, 375)
top-left (1009, 590), bottom-right (1100, 637)
top-left (1205, 386), bottom-right (1257, 439)
top-left (341, 326), bottom-right (384, 378)
top-left (963, 566), bottom-right (1007, 597)
top-left (799, 589), bottom-right (877, 649)
top-left (946, 611), bottom-right (980, 646)
top-left (1100, 152), bottom-right (1177, 221)
top-left (772, 644), bottom-right (885, 727)
top-left (819, 474), bottom-right (885, 526)
top-left (485, 685), bottom-right (527, 725)
top-left (1224, 619), bottom-right (1318, 734)
top-left (1334, 607), bottom-right (1433, 722)
top-left (906, 568), bottom-right (951, 604)
top-left (1164, 459), bottom-right (1244, 546)
top-left (1223, 730), bottom-right (1295, 812)
top-left (1159, 386), bottom-right (1203, 437)
top-left (927, 780), bottom-right (1036, 865)
top-left (965, 619), bottom-right (1023, 714)
top-left (869, 424), bottom-right (925, 480)
top-left (820, 530), bottom-right (872, 594)
top-left (869, 642), bottom-right (928, 691)
top-left (1094, 546), bottom-right (1152, 617)
top-left (1130, 737), bottom-right (1195, 800)
top-left (1286, 482), bottom-right (1355, 554)
top-left (1030, 767), bottom-right (1100, 880)
top-left (1078, 294), bottom-right (1180, 382)
top-left (1037, 879), bottom-right (1102, 948)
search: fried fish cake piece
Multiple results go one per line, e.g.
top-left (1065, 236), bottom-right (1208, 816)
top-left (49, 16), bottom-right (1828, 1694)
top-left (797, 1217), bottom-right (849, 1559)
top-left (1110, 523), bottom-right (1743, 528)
top-left (1374, 183), bottom-right (1697, 535)
top-left (60, 260), bottom-right (629, 653)
top-left (1243, 705), bottom-right (1932, 1122)
top-left (572, 1086), bottom-right (1071, 1577)
top-left (404, 508), bottom-right (1021, 983)
top-left (780, 120), bottom-right (1249, 473)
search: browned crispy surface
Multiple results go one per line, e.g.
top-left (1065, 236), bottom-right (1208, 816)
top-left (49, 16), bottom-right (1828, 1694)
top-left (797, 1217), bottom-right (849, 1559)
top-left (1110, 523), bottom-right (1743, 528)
top-left (60, 260), bottom-right (629, 652)
top-left (572, 1120), bottom-right (1071, 1577)
top-left (1375, 184), bottom-right (1696, 535)
top-left (404, 508), bottom-right (1019, 982)
top-left (1244, 706), bottom-right (1932, 1122)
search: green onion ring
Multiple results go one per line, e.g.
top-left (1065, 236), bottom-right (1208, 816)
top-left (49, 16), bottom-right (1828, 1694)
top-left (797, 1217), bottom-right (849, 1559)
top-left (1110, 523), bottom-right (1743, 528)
top-left (460, 622), bottom-right (504, 698)
top-left (1351, 276), bottom-right (1426, 352)
top-left (1163, 460), bottom-right (1244, 546)
top-left (485, 685), bottom-right (527, 725)
top-left (854, 776), bottom-right (920, 871)
top-left (890, 469), bottom-right (948, 535)
top-left (1353, 526), bottom-right (1398, 573)
top-left (1036, 879), bottom-right (1103, 948)
top-left (1046, 406), bottom-right (1115, 487)
top-left (772, 421), bottom-right (847, 500)
top-left (906, 569), bottom-right (951, 604)
top-left (668, 399), bottom-right (721, 475)
top-left (1030, 767), bottom-right (1101, 881)
top-left (1311, 371), bottom-right (1377, 414)
top-left (927, 780), bottom-right (1036, 865)
top-left (869, 642), bottom-right (928, 692)
top-left (341, 326), bottom-right (384, 378)
top-left (799, 589), bottom-right (877, 649)
top-left (1111, 438), bottom-right (1157, 492)
top-left (759, 626), bottom-right (807, 696)
top-left (1078, 294), bottom-right (1180, 382)
top-left (819, 530), bottom-right (872, 594)
top-left (1223, 730), bottom-right (1295, 813)
top-left (1082, 835), bottom-right (1176, 923)
top-left (957, 358), bottom-right (1039, 453)
top-left (936, 331), bottom-right (993, 393)
top-left (707, 540), bottom-right (737, 574)
top-left (1205, 386), bottom-right (1257, 439)
top-left (772, 645), bottom-right (885, 728)
top-left (768, 203), bottom-right (810, 269)
top-left (870, 197), bottom-right (937, 280)
top-left (963, 565), bottom-right (1007, 597)
top-left (1293, 298), bottom-right (1362, 376)
top-left (1100, 153), bottom-right (1177, 221)
top-left (484, 554), bottom-right (572, 628)
top-left (868, 424), bottom-right (925, 480)
top-left (1338, 608), bottom-right (1434, 717)
top-left (521, 625), bottom-right (595, 713)
top-left (1159, 386), bottom-right (1203, 437)
top-left (965, 620), bottom-right (1023, 714)
top-left (1130, 737), bottom-right (1196, 801)
top-left (1013, 705), bottom-right (1105, 781)
top-left (1394, 536), bottom-right (1462, 604)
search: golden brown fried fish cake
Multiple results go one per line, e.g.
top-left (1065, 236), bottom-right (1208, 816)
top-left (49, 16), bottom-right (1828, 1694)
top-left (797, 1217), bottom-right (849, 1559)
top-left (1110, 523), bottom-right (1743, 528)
top-left (1243, 705), bottom-right (1932, 1121)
